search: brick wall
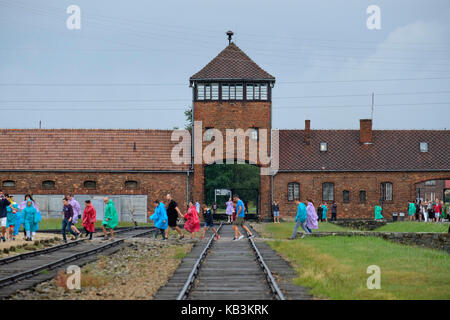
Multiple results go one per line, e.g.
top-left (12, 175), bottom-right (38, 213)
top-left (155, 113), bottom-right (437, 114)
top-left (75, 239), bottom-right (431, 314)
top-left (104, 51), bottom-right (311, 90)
top-left (0, 171), bottom-right (189, 213)
top-left (273, 171), bottom-right (450, 219)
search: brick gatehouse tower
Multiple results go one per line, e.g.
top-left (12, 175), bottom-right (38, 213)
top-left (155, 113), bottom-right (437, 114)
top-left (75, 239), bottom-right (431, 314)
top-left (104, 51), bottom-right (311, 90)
top-left (189, 33), bottom-right (276, 218)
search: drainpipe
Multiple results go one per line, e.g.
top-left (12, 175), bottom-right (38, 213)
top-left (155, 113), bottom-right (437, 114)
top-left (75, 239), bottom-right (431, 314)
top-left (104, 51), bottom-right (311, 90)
top-left (186, 171), bottom-right (190, 207)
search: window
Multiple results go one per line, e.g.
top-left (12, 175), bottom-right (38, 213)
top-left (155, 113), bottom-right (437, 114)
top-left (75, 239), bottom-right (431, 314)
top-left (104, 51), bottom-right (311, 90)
top-left (343, 190), bottom-right (350, 203)
top-left (205, 84), bottom-right (211, 100)
top-left (425, 180), bottom-right (436, 186)
top-left (323, 183), bottom-right (334, 201)
top-left (125, 180), bottom-right (138, 189)
top-left (2, 180), bottom-right (15, 188)
top-left (420, 142), bottom-right (428, 152)
top-left (260, 84), bottom-right (268, 100)
top-left (211, 83), bottom-right (219, 100)
top-left (235, 84), bottom-right (243, 100)
top-left (222, 84), bottom-right (229, 100)
top-left (320, 142), bottom-right (328, 152)
top-left (250, 128), bottom-right (258, 141)
top-left (288, 183), bottom-right (300, 201)
top-left (204, 128), bottom-right (214, 141)
top-left (246, 84), bottom-right (254, 100)
top-left (359, 190), bottom-right (367, 203)
top-left (42, 180), bottom-right (55, 190)
top-left (381, 182), bottom-right (393, 201)
top-left (197, 84), bottom-right (204, 100)
top-left (84, 180), bottom-right (96, 189)
top-left (230, 85), bottom-right (236, 100)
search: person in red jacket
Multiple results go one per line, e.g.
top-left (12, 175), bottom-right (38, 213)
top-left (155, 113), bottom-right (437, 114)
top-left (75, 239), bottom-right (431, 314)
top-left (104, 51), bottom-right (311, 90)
top-left (433, 199), bottom-right (442, 223)
top-left (183, 201), bottom-right (200, 239)
top-left (82, 200), bottom-right (96, 240)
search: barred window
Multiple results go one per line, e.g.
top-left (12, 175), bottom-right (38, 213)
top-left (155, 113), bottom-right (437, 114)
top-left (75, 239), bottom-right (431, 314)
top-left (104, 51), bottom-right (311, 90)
top-left (359, 190), bottom-right (367, 203)
top-left (42, 180), bottom-right (55, 190)
top-left (288, 183), bottom-right (300, 201)
top-left (84, 180), bottom-right (97, 189)
top-left (323, 183), bottom-right (334, 201)
top-left (343, 190), bottom-right (350, 203)
top-left (381, 182), bottom-right (393, 201)
top-left (2, 180), bottom-right (15, 188)
top-left (197, 84), bottom-right (204, 100)
top-left (211, 83), bottom-right (219, 100)
top-left (125, 180), bottom-right (138, 189)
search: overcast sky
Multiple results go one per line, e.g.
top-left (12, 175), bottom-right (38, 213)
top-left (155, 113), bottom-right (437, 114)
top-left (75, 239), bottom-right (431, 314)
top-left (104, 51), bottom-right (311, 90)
top-left (0, 0), bottom-right (449, 130)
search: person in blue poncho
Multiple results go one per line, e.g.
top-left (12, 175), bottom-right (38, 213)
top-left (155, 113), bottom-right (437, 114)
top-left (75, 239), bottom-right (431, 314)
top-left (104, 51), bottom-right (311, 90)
top-left (22, 199), bottom-right (41, 241)
top-left (148, 200), bottom-right (168, 240)
top-left (19, 194), bottom-right (40, 239)
top-left (6, 195), bottom-right (19, 240)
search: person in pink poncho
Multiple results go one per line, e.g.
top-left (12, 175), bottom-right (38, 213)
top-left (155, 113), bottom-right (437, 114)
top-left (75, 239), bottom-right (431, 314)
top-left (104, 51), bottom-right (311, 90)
top-left (184, 201), bottom-right (200, 239)
top-left (306, 199), bottom-right (319, 233)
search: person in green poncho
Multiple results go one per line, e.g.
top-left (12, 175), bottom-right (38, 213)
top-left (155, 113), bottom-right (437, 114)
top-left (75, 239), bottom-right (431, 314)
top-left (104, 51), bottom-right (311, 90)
top-left (374, 205), bottom-right (383, 220)
top-left (408, 201), bottom-right (416, 221)
top-left (102, 197), bottom-right (118, 241)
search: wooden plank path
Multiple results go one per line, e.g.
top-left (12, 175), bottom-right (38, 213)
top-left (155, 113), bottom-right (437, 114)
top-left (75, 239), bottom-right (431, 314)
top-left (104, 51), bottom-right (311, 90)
top-left (154, 224), bottom-right (312, 300)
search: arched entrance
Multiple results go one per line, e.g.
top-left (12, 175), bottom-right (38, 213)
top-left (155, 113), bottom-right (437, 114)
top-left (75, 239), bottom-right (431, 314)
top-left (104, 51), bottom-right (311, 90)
top-left (204, 163), bottom-right (260, 220)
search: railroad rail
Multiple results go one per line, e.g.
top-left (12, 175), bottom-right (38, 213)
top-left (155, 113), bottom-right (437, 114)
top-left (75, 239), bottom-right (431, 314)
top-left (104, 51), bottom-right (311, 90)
top-left (172, 224), bottom-right (285, 300)
top-left (0, 227), bottom-right (157, 297)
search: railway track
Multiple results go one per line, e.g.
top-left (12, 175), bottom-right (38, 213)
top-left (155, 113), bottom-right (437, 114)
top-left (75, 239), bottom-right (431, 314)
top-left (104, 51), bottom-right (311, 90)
top-left (0, 227), bottom-right (157, 298)
top-left (155, 224), bottom-right (287, 300)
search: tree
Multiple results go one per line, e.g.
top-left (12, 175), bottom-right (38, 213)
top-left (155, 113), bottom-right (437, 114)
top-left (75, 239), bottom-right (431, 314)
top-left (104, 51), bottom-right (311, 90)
top-left (184, 107), bottom-right (193, 132)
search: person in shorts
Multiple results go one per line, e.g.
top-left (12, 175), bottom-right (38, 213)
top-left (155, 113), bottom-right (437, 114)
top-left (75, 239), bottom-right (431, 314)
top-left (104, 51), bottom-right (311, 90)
top-left (165, 193), bottom-right (184, 240)
top-left (0, 190), bottom-right (11, 242)
top-left (200, 205), bottom-right (220, 240)
top-left (232, 195), bottom-right (253, 241)
top-left (272, 201), bottom-right (280, 224)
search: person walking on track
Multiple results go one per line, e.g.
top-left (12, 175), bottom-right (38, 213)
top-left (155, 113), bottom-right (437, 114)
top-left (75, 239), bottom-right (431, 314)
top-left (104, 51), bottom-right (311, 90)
top-left (290, 199), bottom-right (309, 239)
top-left (6, 195), bottom-right (19, 240)
top-left (225, 198), bottom-right (234, 223)
top-left (184, 201), bottom-right (200, 239)
top-left (0, 190), bottom-right (11, 242)
top-left (200, 205), bottom-right (220, 240)
top-left (102, 197), bottom-right (118, 241)
top-left (67, 194), bottom-right (82, 239)
top-left (23, 199), bottom-right (40, 241)
top-left (62, 197), bottom-right (78, 243)
top-left (306, 200), bottom-right (318, 233)
top-left (232, 195), bottom-right (253, 241)
top-left (149, 199), bottom-right (168, 240)
top-left (165, 193), bottom-right (184, 240)
top-left (82, 200), bottom-right (96, 240)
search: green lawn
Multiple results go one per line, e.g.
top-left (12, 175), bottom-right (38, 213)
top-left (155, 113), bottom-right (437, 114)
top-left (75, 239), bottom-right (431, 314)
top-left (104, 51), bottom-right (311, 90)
top-left (262, 221), bottom-right (351, 238)
top-left (375, 221), bottom-right (448, 233)
top-left (261, 223), bottom-right (450, 300)
top-left (33, 218), bottom-right (147, 231)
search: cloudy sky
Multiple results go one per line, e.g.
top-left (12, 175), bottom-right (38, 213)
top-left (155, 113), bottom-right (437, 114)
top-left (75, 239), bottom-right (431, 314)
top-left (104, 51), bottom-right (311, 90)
top-left (0, 0), bottom-right (449, 130)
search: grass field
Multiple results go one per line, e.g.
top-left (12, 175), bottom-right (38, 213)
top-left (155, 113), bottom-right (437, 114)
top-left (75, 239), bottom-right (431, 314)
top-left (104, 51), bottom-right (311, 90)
top-left (375, 221), bottom-right (448, 233)
top-left (262, 222), bottom-right (352, 238)
top-left (261, 222), bottom-right (450, 300)
top-left (30, 218), bottom-right (146, 231)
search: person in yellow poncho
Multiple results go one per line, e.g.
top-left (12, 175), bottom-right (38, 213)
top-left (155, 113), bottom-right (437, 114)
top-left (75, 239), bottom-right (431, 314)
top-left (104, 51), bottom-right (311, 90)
top-left (374, 205), bottom-right (383, 220)
top-left (102, 197), bottom-right (118, 241)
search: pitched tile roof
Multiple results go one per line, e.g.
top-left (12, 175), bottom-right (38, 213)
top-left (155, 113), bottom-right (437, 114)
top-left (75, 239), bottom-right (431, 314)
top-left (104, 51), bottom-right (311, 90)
top-left (0, 129), bottom-right (190, 172)
top-left (278, 130), bottom-right (450, 172)
top-left (190, 42), bottom-right (275, 81)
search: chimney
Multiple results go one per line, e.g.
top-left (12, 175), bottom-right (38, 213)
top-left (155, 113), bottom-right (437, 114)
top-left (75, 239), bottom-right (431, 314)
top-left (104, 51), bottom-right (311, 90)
top-left (305, 120), bottom-right (311, 145)
top-left (360, 119), bottom-right (373, 144)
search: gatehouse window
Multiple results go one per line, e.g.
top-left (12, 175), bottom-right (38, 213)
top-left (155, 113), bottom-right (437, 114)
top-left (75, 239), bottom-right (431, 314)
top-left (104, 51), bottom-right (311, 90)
top-left (42, 180), bottom-right (55, 190)
top-left (380, 182), bottom-right (393, 201)
top-left (420, 142), bottom-right (428, 152)
top-left (84, 180), bottom-right (97, 189)
top-left (323, 183), bottom-right (334, 201)
top-left (343, 190), bottom-right (350, 203)
top-left (125, 180), bottom-right (138, 189)
top-left (2, 180), bottom-right (15, 188)
top-left (197, 84), bottom-right (205, 100)
top-left (288, 182), bottom-right (300, 201)
top-left (246, 83), bottom-right (269, 100)
top-left (359, 190), bottom-right (367, 203)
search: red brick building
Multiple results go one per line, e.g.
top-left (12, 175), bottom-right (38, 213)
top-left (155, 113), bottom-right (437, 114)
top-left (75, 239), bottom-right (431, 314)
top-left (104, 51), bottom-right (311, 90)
top-left (1, 41), bottom-right (449, 220)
